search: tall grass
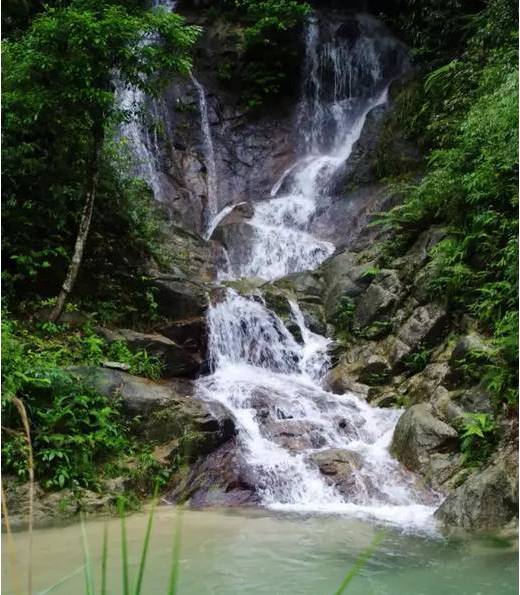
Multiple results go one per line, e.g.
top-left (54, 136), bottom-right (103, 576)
top-left (80, 500), bottom-right (183, 595)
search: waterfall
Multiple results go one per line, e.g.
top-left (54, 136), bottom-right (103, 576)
top-left (221, 14), bottom-right (407, 281)
top-left (115, 0), bottom-right (177, 203)
top-left (198, 292), bottom-right (437, 528)
top-left (191, 75), bottom-right (219, 231)
top-left (116, 83), bottom-right (165, 201)
top-left (195, 12), bottom-right (435, 530)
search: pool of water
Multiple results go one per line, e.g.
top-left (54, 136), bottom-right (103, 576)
top-left (2, 507), bottom-right (518, 595)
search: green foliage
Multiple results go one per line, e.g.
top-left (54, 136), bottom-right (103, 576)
top-left (1, 316), bottom-right (164, 490)
top-left (403, 345), bottom-right (433, 375)
top-left (2, 0), bottom-right (200, 305)
top-left (2, 366), bottom-right (131, 490)
top-left (332, 297), bottom-right (356, 342)
top-left (460, 412), bottom-right (498, 465)
top-left (378, 0), bottom-right (518, 406)
top-left (212, 0), bottom-right (310, 109)
top-left (105, 341), bottom-right (163, 381)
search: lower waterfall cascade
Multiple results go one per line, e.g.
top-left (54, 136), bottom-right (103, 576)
top-left (194, 13), bottom-right (441, 532)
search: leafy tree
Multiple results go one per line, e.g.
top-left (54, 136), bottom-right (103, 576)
top-left (2, 0), bottom-right (200, 317)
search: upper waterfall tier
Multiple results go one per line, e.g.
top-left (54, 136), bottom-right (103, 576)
top-left (218, 13), bottom-right (409, 281)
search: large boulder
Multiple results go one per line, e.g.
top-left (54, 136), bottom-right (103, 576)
top-left (353, 269), bottom-right (402, 328)
top-left (310, 448), bottom-right (365, 497)
top-left (151, 274), bottom-right (210, 320)
top-left (397, 362), bottom-right (450, 405)
top-left (262, 419), bottom-right (326, 451)
top-left (96, 327), bottom-right (202, 378)
top-left (397, 303), bottom-right (447, 352)
top-left (435, 445), bottom-right (518, 530)
top-left (166, 439), bottom-right (259, 507)
top-left (385, 303), bottom-right (448, 370)
top-left (390, 403), bottom-right (459, 480)
top-left (69, 367), bottom-right (235, 461)
top-left (157, 317), bottom-right (207, 366)
top-left (321, 250), bottom-right (374, 323)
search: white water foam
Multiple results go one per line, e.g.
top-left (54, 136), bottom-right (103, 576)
top-left (197, 292), bottom-right (439, 532)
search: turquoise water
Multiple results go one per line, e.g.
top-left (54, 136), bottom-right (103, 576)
top-left (2, 507), bottom-right (518, 594)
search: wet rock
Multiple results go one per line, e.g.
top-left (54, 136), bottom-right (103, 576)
top-left (2, 480), bottom-right (79, 530)
top-left (446, 333), bottom-right (494, 388)
top-left (310, 448), bottom-right (382, 500)
top-left (435, 445), bottom-right (519, 530)
top-left (96, 327), bottom-right (202, 378)
top-left (208, 201), bottom-right (254, 240)
top-left (385, 303), bottom-right (448, 370)
top-left (390, 403), bottom-right (459, 478)
top-left (310, 449), bottom-right (363, 496)
top-left (397, 362), bottom-right (450, 405)
top-left (450, 333), bottom-right (493, 364)
top-left (433, 386), bottom-right (493, 428)
top-left (325, 364), bottom-right (370, 398)
top-left (398, 303), bottom-right (447, 351)
top-left (167, 439), bottom-right (259, 507)
top-left (262, 420), bottom-right (326, 451)
top-left (355, 354), bottom-right (391, 385)
top-left (158, 317), bottom-right (207, 364)
top-left (321, 251), bottom-right (373, 323)
top-left (426, 452), bottom-right (465, 490)
top-left (394, 226), bottom-right (448, 280)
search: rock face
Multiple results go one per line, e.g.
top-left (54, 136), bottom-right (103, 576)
top-left (435, 446), bottom-right (519, 530)
top-left (167, 439), bottom-right (259, 507)
top-left (96, 327), bottom-right (202, 378)
top-left (69, 367), bottom-right (235, 461)
top-left (390, 403), bottom-right (459, 477)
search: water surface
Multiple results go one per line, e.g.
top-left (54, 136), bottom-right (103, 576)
top-left (3, 508), bottom-right (517, 594)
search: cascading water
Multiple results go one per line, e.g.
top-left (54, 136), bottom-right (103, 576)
top-left (196, 13), bottom-right (438, 531)
top-left (115, 0), bottom-right (176, 203)
top-left (221, 14), bottom-right (408, 281)
top-left (191, 75), bottom-right (219, 232)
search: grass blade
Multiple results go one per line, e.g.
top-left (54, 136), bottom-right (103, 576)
top-left (119, 501), bottom-right (131, 595)
top-left (134, 498), bottom-right (157, 595)
top-left (80, 516), bottom-right (95, 595)
top-left (1, 478), bottom-right (23, 595)
top-left (167, 506), bottom-right (183, 595)
top-left (100, 523), bottom-right (108, 595)
top-left (13, 397), bottom-right (35, 595)
top-left (333, 531), bottom-right (385, 595)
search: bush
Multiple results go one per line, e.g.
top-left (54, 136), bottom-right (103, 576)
top-left (377, 0), bottom-right (518, 406)
top-left (1, 316), bottom-right (163, 490)
top-left (460, 412), bottom-right (498, 466)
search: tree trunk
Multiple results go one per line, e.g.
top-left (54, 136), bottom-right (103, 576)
top-left (48, 125), bottom-right (103, 322)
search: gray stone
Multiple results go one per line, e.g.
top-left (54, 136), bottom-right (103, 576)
top-left (352, 269), bottom-right (402, 328)
top-left (151, 275), bottom-right (210, 320)
top-left (166, 439), bottom-right (259, 507)
top-left (96, 327), bottom-right (202, 378)
top-left (390, 403), bottom-right (459, 477)
top-left (68, 367), bottom-right (235, 458)
top-left (397, 303), bottom-right (447, 350)
top-left (262, 420), bottom-right (326, 451)
top-left (435, 446), bottom-right (518, 530)
top-left (355, 354), bottom-right (391, 385)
